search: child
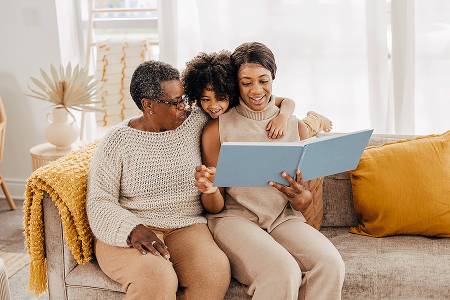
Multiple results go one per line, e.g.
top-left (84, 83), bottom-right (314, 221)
top-left (181, 50), bottom-right (332, 139)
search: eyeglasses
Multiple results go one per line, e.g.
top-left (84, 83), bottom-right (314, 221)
top-left (152, 98), bottom-right (186, 110)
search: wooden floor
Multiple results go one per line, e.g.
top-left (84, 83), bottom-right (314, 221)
top-left (0, 199), bottom-right (48, 300)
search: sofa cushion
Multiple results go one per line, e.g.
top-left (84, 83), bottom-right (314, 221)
top-left (322, 172), bottom-right (359, 227)
top-left (302, 177), bottom-right (324, 230)
top-left (327, 230), bottom-right (450, 299)
top-left (65, 259), bottom-right (123, 293)
top-left (66, 257), bottom-right (252, 299)
top-left (317, 132), bottom-right (418, 228)
top-left (348, 130), bottom-right (450, 237)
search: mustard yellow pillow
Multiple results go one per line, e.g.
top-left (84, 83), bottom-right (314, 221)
top-left (348, 130), bottom-right (450, 237)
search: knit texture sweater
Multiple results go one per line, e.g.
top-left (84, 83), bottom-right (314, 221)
top-left (87, 107), bottom-right (209, 247)
top-left (209, 96), bottom-right (306, 232)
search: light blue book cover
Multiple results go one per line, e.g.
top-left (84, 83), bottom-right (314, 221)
top-left (213, 129), bottom-right (373, 187)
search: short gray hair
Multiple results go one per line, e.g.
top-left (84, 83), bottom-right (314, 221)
top-left (130, 60), bottom-right (180, 111)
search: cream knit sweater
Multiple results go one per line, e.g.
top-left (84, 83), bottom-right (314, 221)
top-left (87, 107), bottom-right (208, 247)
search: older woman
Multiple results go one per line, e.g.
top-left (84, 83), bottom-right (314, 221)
top-left (86, 60), bottom-right (230, 300)
top-left (195, 42), bottom-right (345, 300)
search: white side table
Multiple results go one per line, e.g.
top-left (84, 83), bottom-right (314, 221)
top-left (30, 142), bottom-right (86, 172)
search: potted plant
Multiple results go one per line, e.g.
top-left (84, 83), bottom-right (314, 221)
top-left (26, 63), bottom-right (105, 150)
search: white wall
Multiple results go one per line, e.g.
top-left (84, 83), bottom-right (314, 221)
top-left (0, 0), bottom-right (80, 200)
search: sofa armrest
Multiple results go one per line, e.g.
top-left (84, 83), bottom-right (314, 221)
top-left (43, 191), bottom-right (78, 300)
top-left (43, 192), bottom-right (67, 299)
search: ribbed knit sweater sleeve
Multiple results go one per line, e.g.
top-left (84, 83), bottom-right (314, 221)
top-left (86, 129), bottom-right (142, 247)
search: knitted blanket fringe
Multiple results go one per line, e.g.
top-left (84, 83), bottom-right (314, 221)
top-left (23, 140), bottom-right (100, 297)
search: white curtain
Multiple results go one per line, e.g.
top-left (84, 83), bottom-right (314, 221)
top-left (391, 0), bottom-right (416, 134)
top-left (366, 0), bottom-right (390, 133)
top-left (157, 0), bottom-right (450, 135)
top-left (414, 0), bottom-right (450, 135)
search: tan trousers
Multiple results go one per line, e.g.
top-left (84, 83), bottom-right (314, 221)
top-left (94, 223), bottom-right (230, 300)
top-left (209, 217), bottom-right (345, 300)
top-left (302, 114), bottom-right (324, 138)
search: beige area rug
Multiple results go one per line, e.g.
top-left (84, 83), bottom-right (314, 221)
top-left (0, 251), bottom-right (30, 278)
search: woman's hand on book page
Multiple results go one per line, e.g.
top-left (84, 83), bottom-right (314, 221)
top-left (269, 169), bottom-right (313, 212)
top-left (194, 165), bottom-right (219, 194)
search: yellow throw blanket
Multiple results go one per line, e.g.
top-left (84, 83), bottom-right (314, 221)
top-left (23, 140), bottom-right (100, 296)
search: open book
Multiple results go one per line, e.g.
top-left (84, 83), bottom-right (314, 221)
top-left (213, 129), bottom-right (373, 187)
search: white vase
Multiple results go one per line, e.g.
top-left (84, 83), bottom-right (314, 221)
top-left (45, 108), bottom-right (80, 150)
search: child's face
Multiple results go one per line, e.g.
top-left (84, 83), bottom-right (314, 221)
top-left (200, 86), bottom-right (230, 119)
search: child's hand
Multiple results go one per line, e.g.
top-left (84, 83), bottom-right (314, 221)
top-left (266, 115), bottom-right (288, 139)
top-left (194, 165), bottom-right (218, 194)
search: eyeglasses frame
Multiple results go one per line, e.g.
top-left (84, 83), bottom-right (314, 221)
top-left (151, 97), bottom-right (186, 110)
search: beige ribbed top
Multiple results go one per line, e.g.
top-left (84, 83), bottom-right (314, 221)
top-left (210, 96), bottom-right (306, 232)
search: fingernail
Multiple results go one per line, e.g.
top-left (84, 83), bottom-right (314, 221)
top-left (156, 252), bottom-right (160, 256)
top-left (165, 254), bottom-right (170, 260)
top-left (142, 251), bottom-right (147, 255)
top-left (282, 172), bottom-right (287, 177)
top-left (268, 182), bottom-right (273, 186)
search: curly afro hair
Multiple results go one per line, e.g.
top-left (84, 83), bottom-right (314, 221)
top-left (181, 50), bottom-right (239, 109)
top-left (130, 60), bottom-right (184, 111)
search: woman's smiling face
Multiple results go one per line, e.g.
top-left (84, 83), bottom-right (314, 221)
top-left (237, 63), bottom-right (273, 111)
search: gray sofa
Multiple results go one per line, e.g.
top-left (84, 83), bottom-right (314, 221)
top-left (42, 133), bottom-right (450, 300)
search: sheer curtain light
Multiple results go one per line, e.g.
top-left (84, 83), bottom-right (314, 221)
top-left (391, 0), bottom-right (416, 134)
top-left (176, 0), bottom-right (371, 133)
top-left (366, 0), bottom-right (390, 133)
top-left (158, 0), bottom-right (450, 135)
top-left (415, 0), bottom-right (450, 135)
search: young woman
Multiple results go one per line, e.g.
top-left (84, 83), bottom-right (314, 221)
top-left (195, 42), bottom-right (345, 300)
top-left (181, 50), bottom-right (332, 139)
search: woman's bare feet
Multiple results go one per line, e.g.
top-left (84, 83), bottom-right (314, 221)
top-left (307, 111), bottom-right (333, 132)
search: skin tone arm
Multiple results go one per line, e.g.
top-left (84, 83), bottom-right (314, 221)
top-left (195, 119), bottom-right (226, 213)
top-left (195, 118), bottom-right (313, 214)
top-left (266, 97), bottom-right (296, 139)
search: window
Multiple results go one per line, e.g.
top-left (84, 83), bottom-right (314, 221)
top-left (75, 0), bottom-right (160, 140)
top-left (77, 0), bottom-right (159, 72)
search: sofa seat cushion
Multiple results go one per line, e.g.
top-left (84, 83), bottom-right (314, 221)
top-left (66, 258), bottom-right (251, 299)
top-left (65, 259), bottom-right (123, 293)
top-left (325, 228), bottom-right (450, 299)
